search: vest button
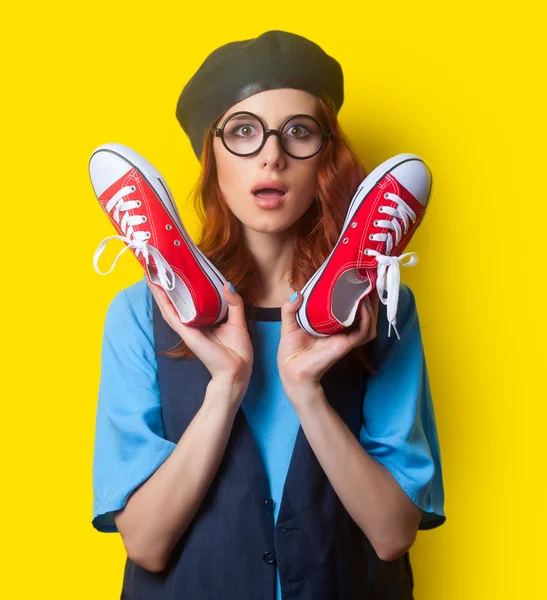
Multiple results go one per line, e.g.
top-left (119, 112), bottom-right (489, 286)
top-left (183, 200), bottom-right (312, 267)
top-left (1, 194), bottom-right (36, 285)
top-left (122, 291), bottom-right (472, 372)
top-left (263, 551), bottom-right (276, 565)
top-left (264, 498), bottom-right (274, 511)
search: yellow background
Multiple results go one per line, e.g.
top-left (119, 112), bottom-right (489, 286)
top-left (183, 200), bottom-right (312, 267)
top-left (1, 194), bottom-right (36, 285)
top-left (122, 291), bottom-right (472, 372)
top-left (1, 1), bottom-right (543, 598)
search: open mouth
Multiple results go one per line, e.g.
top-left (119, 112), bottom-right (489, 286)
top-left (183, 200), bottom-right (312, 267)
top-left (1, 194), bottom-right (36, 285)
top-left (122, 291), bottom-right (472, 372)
top-left (253, 188), bottom-right (286, 198)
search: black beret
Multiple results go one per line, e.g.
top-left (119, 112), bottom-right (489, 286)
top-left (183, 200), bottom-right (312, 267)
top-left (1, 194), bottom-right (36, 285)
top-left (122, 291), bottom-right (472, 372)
top-left (176, 30), bottom-right (344, 160)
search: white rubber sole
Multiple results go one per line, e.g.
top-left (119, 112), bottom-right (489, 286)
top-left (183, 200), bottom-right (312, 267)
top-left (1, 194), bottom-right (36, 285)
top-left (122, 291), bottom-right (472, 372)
top-left (89, 143), bottom-right (229, 325)
top-left (295, 153), bottom-right (428, 337)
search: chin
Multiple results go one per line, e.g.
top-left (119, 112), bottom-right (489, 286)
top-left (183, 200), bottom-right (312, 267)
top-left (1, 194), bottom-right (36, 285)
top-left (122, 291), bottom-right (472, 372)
top-left (246, 214), bottom-right (299, 234)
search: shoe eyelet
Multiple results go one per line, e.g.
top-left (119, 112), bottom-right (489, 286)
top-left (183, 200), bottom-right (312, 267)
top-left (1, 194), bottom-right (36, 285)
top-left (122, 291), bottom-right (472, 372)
top-left (378, 206), bottom-right (384, 212)
top-left (374, 220), bottom-right (379, 226)
top-left (364, 249), bottom-right (369, 255)
top-left (165, 224), bottom-right (173, 230)
top-left (146, 232), bottom-right (151, 239)
top-left (174, 240), bottom-right (181, 246)
top-left (384, 192), bottom-right (389, 199)
top-left (369, 234), bottom-right (374, 241)
top-left (130, 185), bottom-right (136, 192)
top-left (135, 200), bottom-right (142, 208)
top-left (342, 238), bottom-right (349, 244)
top-left (351, 221), bottom-right (358, 228)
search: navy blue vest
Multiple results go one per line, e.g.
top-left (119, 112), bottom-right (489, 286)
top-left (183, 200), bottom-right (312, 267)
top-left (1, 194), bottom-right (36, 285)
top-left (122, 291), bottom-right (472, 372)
top-left (120, 300), bottom-right (415, 599)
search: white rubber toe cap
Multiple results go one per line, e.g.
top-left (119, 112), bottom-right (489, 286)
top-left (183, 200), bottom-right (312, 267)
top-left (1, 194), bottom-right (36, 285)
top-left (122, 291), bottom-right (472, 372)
top-left (89, 144), bottom-right (134, 198)
top-left (391, 158), bottom-right (432, 207)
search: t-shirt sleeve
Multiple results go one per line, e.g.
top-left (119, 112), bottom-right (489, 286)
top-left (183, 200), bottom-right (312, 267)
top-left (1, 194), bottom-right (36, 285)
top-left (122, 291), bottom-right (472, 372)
top-left (92, 280), bottom-right (177, 533)
top-left (359, 283), bottom-right (446, 530)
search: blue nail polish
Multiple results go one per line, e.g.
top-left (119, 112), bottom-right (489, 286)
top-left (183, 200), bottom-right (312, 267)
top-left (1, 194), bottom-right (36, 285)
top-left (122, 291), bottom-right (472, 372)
top-left (228, 282), bottom-right (236, 294)
top-left (289, 291), bottom-right (299, 303)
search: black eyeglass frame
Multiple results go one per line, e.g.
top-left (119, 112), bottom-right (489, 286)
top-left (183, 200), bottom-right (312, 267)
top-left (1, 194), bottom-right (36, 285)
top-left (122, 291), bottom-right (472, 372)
top-left (214, 111), bottom-right (334, 160)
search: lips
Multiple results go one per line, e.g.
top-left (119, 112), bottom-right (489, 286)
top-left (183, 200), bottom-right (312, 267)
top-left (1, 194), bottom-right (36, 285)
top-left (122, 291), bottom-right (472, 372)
top-left (251, 179), bottom-right (288, 196)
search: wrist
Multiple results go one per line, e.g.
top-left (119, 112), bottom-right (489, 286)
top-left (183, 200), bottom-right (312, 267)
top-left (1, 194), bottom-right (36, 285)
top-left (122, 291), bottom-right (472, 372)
top-left (284, 380), bottom-right (325, 410)
top-left (207, 375), bottom-right (248, 408)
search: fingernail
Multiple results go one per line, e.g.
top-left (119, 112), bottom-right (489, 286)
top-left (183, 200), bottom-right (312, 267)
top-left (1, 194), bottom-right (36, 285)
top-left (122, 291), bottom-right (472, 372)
top-left (289, 291), bottom-right (299, 303)
top-left (228, 282), bottom-right (236, 294)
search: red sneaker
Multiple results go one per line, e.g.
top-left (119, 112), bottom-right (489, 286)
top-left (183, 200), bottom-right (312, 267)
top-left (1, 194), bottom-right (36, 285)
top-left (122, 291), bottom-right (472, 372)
top-left (296, 153), bottom-right (432, 339)
top-left (89, 143), bottom-right (228, 326)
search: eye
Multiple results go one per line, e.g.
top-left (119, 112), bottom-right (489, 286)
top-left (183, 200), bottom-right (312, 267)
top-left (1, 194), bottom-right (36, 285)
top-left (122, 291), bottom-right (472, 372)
top-left (229, 124), bottom-right (259, 138)
top-left (284, 123), bottom-right (312, 139)
top-left (283, 116), bottom-right (321, 140)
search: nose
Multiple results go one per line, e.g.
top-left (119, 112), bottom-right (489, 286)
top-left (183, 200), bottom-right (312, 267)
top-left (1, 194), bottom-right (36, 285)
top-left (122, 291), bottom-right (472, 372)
top-left (258, 131), bottom-right (286, 167)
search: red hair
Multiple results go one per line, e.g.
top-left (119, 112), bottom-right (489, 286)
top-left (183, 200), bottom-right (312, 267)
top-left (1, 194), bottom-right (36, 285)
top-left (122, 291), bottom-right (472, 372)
top-left (164, 98), bottom-right (378, 375)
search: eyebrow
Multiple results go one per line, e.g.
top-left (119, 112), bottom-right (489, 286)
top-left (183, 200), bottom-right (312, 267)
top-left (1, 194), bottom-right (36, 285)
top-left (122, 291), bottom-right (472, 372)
top-left (225, 112), bottom-right (317, 123)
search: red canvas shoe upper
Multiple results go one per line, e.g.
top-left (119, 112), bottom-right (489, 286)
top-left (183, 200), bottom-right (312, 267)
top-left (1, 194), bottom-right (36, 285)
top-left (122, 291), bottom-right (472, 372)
top-left (304, 172), bottom-right (427, 338)
top-left (93, 167), bottom-right (222, 326)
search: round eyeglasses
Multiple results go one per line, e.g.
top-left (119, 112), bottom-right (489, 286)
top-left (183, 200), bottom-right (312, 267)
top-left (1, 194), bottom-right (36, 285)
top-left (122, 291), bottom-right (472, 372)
top-left (214, 111), bottom-right (333, 159)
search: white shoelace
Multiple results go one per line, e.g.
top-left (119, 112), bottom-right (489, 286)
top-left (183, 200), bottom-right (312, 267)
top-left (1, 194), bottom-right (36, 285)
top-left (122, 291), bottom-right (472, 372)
top-left (366, 192), bottom-right (419, 339)
top-left (93, 185), bottom-right (176, 291)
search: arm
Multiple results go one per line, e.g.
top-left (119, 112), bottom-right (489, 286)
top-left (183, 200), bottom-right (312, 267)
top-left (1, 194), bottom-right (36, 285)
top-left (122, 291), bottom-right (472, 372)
top-left (277, 284), bottom-right (445, 562)
top-left (290, 387), bottom-right (422, 562)
top-left (116, 377), bottom-right (241, 572)
top-left (92, 280), bottom-right (253, 573)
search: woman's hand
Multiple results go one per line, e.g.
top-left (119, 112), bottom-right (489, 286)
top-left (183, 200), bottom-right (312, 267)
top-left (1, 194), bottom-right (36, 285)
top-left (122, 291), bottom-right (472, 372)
top-left (148, 281), bottom-right (253, 398)
top-left (277, 292), bottom-right (379, 406)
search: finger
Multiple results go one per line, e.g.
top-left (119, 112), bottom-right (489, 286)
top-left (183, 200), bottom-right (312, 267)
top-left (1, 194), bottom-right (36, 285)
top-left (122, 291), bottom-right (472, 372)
top-left (223, 282), bottom-right (248, 330)
top-left (362, 295), bottom-right (373, 320)
top-left (280, 290), bottom-right (303, 337)
top-left (369, 292), bottom-right (380, 321)
top-left (359, 298), bottom-right (372, 331)
top-left (348, 298), bottom-right (374, 345)
top-left (147, 280), bottom-right (173, 319)
top-left (147, 280), bottom-right (216, 356)
top-left (147, 280), bottom-right (177, 322)
top-left (147, 281), bottom-right (183, 332)
top-left (361, 296), bottom-right (377, 340)
top-left (147, 280), bottom-right (192, 332)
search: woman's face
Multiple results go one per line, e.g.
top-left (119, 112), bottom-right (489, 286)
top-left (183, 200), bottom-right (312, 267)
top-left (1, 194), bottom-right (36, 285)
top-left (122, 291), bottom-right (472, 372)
top-left (212, 88), bottom-right (324, 235)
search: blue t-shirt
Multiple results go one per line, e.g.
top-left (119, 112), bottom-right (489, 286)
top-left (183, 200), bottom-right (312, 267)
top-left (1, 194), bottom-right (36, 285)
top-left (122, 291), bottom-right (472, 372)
top-left (92, 277), bottom-right (446, 596)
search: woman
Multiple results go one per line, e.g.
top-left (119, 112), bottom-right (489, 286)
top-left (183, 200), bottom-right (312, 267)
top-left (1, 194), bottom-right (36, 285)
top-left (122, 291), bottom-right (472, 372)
top-left (92, 30), bottom-right (446, 599)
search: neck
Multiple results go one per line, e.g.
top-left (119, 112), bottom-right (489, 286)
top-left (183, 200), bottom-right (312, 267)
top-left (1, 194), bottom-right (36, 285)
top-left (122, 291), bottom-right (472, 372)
top-left (242, 225), bottom-right (299, 307)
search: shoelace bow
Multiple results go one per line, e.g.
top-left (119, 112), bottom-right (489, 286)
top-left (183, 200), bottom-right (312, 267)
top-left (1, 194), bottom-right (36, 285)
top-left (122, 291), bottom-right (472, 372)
top-left (93, 185), bottom-right (176, 291)
top-left (366, 192), bottom-right (419, 339)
